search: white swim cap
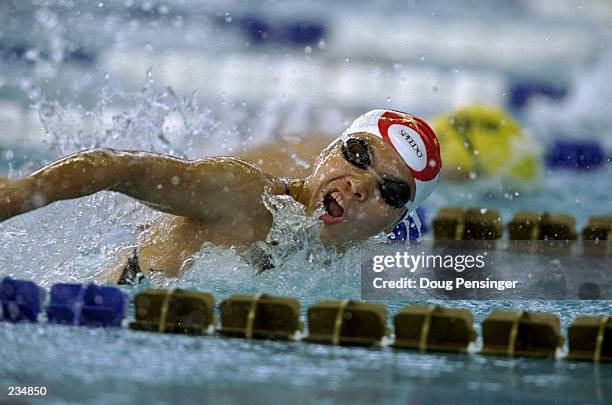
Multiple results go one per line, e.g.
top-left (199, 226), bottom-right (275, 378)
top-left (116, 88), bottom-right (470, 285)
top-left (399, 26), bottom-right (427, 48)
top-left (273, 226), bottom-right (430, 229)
top-left (344, 109), bottom-right (442, 213)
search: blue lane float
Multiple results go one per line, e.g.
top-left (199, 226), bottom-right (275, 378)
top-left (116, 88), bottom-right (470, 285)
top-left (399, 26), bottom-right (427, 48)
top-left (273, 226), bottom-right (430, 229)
top-left (236, 16), bottom-right (272, 43)
top-left (46, 283), bottom-right (127, 327)
top-left (0, 277), bottom-right (43, 322)
top-left (223, 15), bottom-right (326, 46)
top-left (509, 81), bottom-right (567, 110)
top-left (545, 139), bottom-right (606, 170)
top-left (281, 20), bottom-right (326, 45)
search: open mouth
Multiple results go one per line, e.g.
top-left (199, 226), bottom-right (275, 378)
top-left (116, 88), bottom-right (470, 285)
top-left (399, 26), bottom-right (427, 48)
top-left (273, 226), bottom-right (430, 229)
top-left (321, 190), bottom-right (345, 224)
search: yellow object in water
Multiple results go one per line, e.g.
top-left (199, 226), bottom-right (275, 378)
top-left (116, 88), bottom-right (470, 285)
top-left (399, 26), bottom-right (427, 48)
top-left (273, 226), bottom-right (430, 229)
top-left (432, 105), bottom-right (540, 181)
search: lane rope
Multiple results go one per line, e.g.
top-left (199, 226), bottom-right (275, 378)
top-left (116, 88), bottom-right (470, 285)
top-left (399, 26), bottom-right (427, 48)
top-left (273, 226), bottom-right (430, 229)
top-left (332, 299), bottom-right (350, 346)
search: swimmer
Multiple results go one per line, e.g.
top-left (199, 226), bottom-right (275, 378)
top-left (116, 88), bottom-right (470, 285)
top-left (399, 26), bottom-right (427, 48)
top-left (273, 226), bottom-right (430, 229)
top-left (0, 110), bottom-right (441, 282)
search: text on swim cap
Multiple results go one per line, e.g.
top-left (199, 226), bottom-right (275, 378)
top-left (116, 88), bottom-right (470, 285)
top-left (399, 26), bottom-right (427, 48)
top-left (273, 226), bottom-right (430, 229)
top-left (400, 129), bottom-right (423, 158)
top-left (386, 124), bottom-right (428, 171)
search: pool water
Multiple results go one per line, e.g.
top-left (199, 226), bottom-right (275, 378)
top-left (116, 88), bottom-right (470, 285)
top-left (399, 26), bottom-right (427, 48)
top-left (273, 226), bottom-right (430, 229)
top-left (1, 79), bottom-right (612, 405)
top-left (1, 1), bottom-right (612, 404)
top-left (1, 300), bottom-right (611, 404)
top-left (1, 183), bottom-right (611, 405)
top-left (2, 156), bottom-right (611, 403)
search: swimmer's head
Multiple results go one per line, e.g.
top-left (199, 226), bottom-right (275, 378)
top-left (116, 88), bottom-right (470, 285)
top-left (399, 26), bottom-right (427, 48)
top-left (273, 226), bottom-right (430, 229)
top-left (301, 109), bottom-right (442, 244)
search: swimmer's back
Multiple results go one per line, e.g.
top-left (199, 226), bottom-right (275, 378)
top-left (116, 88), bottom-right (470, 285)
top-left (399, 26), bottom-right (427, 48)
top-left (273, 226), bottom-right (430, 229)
top-left (238, 133), bottom-right (334, 178)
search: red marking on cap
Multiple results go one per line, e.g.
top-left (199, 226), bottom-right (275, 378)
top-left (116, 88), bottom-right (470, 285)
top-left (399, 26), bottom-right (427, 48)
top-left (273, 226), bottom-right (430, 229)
top-left (377, 110), bottom-right (441, 182)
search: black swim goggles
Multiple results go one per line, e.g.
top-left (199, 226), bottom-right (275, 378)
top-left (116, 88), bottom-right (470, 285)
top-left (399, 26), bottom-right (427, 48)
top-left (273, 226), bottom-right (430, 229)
top-left (341, 137), bottom-right (413, 208)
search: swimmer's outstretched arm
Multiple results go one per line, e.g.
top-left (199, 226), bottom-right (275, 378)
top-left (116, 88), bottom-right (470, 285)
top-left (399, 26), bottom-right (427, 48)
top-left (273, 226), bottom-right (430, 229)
top-left (0, 148), bottom-right (286, 243)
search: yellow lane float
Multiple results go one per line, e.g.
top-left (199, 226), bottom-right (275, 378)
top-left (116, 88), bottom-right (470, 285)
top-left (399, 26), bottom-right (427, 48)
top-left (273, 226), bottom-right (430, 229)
top-left (480, 311), bottom-right (563, 358)
top-left (566, 315), bottom-right (611, 363)
top-left (130, 289), bottom-right (214, 335)
top-left (219, 294), bottom-right (301, 340)
top-left (432, 105), bottom-right (541, 182)
top-left (392, 305), bottom-right (477, 353)
top-left (305, 300), bottom-right (387, 346)
top-left (508, 212), bottom-right (577, 241)
top-left (432, 207), bottom-right (503, 241)
top-left (582, 216), bottom-right (612, 257)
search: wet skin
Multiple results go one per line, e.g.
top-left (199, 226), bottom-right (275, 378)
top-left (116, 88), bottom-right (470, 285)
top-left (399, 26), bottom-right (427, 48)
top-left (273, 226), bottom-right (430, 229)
top-left (300, 132), bottom-right (415, 244)
top-left (0, 133), bottom-right (415, 279)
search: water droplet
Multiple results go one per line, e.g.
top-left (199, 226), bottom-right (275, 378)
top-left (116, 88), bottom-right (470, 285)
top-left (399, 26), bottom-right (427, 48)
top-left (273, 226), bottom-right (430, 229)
top-left (32, 193), bottom-right (47, 208)
top-left (386, 97), bottom-right (391, 103)
top-left (304, 46), bottom-right (312, 54)
top-left (25, 49), bottom-right (38, 61)
top-left (98, 2), bottom-right (104, 8)
top-left (480, 208), bottom-right (488, 214)
top-left (171, 176), bottom-right (181, 186)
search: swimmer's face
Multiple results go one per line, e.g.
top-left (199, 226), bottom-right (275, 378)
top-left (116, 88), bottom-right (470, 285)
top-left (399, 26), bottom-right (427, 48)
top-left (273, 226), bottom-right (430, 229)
top-left (301, 132), bottom-right (416, 244)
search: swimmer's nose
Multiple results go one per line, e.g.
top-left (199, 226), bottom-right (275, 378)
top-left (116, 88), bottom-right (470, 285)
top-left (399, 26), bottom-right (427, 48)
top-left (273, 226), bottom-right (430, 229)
top-left (346, 176), bottom-right (370, 202)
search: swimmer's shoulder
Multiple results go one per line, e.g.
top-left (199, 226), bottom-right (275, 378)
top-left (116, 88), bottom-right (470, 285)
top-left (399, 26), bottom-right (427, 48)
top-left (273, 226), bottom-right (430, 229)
top-left (209, 155), bottom-right (305, 198)
top-left (197, 156), bottom-right (288, 195)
